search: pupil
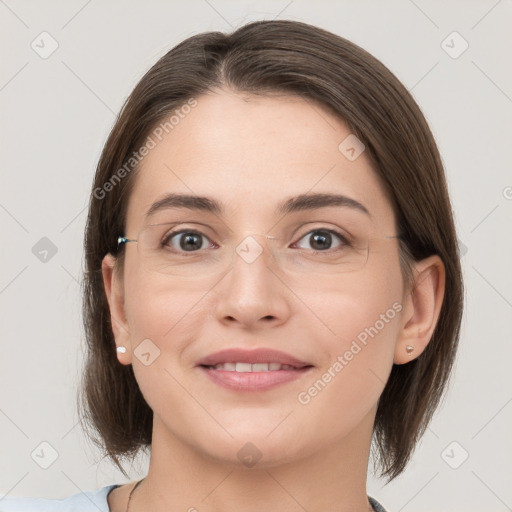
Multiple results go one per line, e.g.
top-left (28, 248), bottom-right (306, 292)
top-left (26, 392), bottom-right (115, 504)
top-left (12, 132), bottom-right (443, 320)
top-left (180, 233), bottom-right (201, 251)
top-left (310, 232), bottom-right (331, 250)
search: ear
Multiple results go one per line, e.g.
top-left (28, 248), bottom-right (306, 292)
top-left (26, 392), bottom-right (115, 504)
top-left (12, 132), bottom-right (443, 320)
top-left (102, 253), bottom-right (132, 365)
top-left (394, 255), bottom-right (446, 364)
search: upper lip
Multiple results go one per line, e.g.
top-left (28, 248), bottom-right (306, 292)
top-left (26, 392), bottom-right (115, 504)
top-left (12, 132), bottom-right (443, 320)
top-left (197, 348), bottom-right (312, 368)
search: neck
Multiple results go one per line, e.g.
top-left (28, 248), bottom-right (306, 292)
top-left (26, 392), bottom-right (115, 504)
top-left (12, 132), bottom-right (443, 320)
top-left (129, 407), bottom-right (376, 512)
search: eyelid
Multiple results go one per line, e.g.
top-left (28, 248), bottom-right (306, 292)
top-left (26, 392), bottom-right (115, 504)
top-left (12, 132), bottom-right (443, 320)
top-left (289, 222), bottom-right (355, 244)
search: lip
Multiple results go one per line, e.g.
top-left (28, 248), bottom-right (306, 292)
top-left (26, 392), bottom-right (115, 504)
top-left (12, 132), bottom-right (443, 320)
top-left (196, 348), bottom-right (314, 392)
top-left (196, 348), bottom-right (311, 368)
top-left (199, 366), bottom-right (313, 392)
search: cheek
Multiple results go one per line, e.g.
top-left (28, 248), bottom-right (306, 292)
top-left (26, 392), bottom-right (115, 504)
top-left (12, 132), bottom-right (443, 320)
top-left (295, 249), bottom-right (404, 344)
top-left (121, 268), bottom-right (212, 407)
top-left (121, 272), bottom-right (208, 411)
top-left (302, 253), bottom-right (404, 391)
top-left (292, 281), bottom-right (403, 444)
top-left (123, 273), bottom-right (208, 343)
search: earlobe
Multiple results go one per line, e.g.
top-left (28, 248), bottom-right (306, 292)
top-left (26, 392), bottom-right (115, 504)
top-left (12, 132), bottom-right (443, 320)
top-left (394, 255), bottom-right (446, 365)
top-left (101, 253), bottom-right (132, 365)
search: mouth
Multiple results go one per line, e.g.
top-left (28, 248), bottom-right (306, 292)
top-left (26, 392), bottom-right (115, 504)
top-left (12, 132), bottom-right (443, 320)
top-left (196, 348), bottom-right (314, 391)
top-left (202, 362), bottom-right (308, 372)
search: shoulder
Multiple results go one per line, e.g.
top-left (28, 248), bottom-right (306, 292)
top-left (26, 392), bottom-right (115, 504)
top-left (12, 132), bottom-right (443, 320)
top-left (0, 484), bottom-right (119, 512)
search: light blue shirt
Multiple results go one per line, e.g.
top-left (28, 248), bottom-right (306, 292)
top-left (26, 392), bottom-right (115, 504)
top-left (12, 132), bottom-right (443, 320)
top-left (0, 485), bottom-right (388, 511)
top-left (0, 484), bottom-right (119, 511)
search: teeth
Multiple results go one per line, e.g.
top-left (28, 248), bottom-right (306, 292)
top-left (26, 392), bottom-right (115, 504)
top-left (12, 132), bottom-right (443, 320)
top-left (235, 362), bottom-right (252, 372)
top-left (210, 362), bottom-right (297, 372)
top-left (251, 363), bottom-right (269, 372)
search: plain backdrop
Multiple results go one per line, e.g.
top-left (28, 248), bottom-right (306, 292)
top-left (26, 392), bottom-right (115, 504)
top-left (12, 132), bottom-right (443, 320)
top-left (0, 1), bottom-right (511, 511)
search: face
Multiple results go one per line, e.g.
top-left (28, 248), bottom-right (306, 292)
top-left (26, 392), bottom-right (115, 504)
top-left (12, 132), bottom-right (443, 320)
top-left (106, 89), bottom-right (408, 467)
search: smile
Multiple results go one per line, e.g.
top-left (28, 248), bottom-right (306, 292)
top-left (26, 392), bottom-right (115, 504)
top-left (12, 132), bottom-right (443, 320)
top-left (204, 362), bottom-right (298, 372)
top-left (196, 347), bottom-right (314, 391)
top-left (199, 364), bottom-right (313, 392)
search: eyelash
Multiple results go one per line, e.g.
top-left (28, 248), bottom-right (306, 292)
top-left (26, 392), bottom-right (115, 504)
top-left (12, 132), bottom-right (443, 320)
top-left (160, 228), bottom-right (351, 254)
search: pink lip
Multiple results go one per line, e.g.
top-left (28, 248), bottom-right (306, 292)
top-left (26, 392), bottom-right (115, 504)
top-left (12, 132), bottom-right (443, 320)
top-left (196, 348), bottom-right (313, 392)
top-left (196, 348), bottom-right (311, 368)
top-left (199, 366), bottom-right (313, 392)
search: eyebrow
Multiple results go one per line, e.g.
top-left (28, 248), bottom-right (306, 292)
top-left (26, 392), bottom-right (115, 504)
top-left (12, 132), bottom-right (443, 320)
top-left (145, 192), bottom-right (371, 218)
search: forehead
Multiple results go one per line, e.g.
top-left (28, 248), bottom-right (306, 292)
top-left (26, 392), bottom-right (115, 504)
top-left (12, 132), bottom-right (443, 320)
top-left (124, 89), bottom-right (395, 233)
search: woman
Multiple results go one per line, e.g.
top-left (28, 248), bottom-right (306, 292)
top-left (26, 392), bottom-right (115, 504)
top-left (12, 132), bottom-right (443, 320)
top-left (0, 19), bottom-right (463, 512)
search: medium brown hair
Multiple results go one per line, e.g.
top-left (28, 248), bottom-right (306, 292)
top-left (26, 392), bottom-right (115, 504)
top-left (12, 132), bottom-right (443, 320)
top-left (78, 19), bottom-right (463, 482)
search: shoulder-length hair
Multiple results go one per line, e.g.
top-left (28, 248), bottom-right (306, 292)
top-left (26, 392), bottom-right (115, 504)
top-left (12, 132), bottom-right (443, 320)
top-left (78, 19), bottom-right (463, 482)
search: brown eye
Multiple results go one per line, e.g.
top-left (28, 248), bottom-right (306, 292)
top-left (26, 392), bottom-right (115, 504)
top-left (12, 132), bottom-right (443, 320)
top-left (162, 230), bottom-right (211, 252)
top-left (294, 229), bottom-right (348, 251)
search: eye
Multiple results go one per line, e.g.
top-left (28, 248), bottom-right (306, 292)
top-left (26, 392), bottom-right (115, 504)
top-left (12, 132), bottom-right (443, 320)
top-left (293, 229), bottom-right (349, 251)
top-left (162, 230), bottom-right (213, 252)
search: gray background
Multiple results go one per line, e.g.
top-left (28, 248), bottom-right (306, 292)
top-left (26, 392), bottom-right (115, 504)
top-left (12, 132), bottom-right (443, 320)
top-left (1, 1), bottom-right (511, 511)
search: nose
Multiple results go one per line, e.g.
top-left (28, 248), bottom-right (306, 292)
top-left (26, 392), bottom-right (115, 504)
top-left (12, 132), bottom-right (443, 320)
top-left (213, 235), bottom-right (291, 329)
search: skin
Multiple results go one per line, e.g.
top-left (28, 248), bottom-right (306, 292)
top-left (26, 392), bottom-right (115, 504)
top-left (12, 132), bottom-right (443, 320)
top-left (102, 89), bottom-right (445, 512)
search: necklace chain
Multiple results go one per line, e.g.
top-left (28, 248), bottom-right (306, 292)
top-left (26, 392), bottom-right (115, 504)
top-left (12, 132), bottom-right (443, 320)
top-left (124, 478), bottom-right (374, 512)
top-left (125, 478), bottom-right (144, 512)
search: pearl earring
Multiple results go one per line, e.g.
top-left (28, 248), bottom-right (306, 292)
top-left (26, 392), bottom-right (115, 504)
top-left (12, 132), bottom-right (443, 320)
top-left (405, 345), bottom-right (414, 354)
top-left (116, 346), bottom-right (127, 354)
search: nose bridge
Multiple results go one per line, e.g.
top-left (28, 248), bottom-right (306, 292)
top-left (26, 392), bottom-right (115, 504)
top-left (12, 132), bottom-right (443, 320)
top-left (214, 233), bottom-right (289, 326)
top-left (230, 233), bottom-right (278, 283)
top-left (234, 234), bottom-right (276, 264)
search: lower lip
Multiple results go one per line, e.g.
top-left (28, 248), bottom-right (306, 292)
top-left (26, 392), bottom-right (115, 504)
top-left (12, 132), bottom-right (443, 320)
top-left (199, 366), bottom-right (313, 391)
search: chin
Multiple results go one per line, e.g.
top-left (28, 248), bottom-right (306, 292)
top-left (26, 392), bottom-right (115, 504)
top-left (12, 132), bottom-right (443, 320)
top-left (192, 427), bottom-right (310, 470)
